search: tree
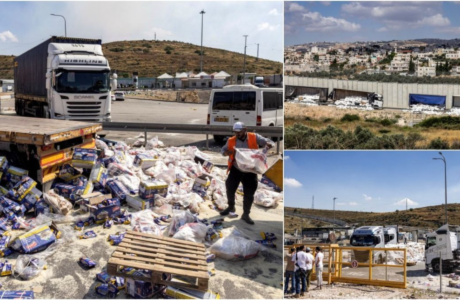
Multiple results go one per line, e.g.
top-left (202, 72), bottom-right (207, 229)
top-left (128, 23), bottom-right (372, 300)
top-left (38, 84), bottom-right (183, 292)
top-left (330, 58), bottom-right (339, 71)
top-left (409, 57), bottom-right (415, 73)
top-left (313, 55), bottom-right (319, 62)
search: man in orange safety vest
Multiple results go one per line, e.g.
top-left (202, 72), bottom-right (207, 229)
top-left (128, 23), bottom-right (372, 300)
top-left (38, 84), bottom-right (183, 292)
top-left (220, 122), bottom-right (274, 224)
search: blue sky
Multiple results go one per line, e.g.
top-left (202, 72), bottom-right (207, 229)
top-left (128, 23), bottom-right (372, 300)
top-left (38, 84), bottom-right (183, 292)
top-left (285, 1), bottom-right (460, 46)
top-left (0, 1), bottom-right (282, 62)
top-left (284, 151), bottom-right (460, 212)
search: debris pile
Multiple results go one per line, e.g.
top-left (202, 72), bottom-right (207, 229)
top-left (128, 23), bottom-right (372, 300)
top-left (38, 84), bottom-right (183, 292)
top-left (402, 104), bottom-right (445, 115)
top-left (385, 242), bottom-right (425, 265)
top-left (0, 134), bottom-right (283, 298)
top-left (333, 97), bottom-right (374, 111)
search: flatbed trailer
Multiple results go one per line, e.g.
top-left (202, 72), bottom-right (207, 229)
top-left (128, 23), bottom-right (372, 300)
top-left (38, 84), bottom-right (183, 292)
top-left (0, 116), bottom-right (102, 191)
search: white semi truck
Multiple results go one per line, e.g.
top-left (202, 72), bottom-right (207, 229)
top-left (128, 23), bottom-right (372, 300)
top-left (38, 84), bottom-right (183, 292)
top-left (425, 224), bottom-right (460, 273)
top-left (14, 36), bottom-right (112, 122)
top-left (350, 225), bottom-right (399, 263)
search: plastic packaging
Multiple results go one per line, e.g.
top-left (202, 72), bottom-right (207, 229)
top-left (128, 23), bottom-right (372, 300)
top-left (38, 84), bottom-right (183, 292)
top-left (96, 139), bottom-right (109, 150)
top-left (172, 223), bottom-right (209, 243)
top-left (209, 236), bottom-right (261, 261)
top-left (130, 210), bottom-right (162, 236)
top-left (145, 136), bottom-right (164, 150)
top-left (42, 191), bottom-right (73, 215)
top-left (254, 190), bottom-right (282, 208)
top-left (116, 174), bottom-right (140, 194)
top-left (168, 210), bottom-right (196, 236)
top-left (13, 255), bottom-right (47, 280)
top-left (234, 148), bottom-right (269, 174)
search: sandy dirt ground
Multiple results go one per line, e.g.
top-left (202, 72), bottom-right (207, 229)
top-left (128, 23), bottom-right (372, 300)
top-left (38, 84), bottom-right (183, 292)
top-left (124, 90), bottom-right (211, 104)
top-left (1, 150), bottom-right (283, 299)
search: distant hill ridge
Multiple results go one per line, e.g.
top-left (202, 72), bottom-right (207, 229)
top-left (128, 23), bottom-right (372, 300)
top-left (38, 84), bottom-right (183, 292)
top-left (0, 39), bottom-right (282, 79)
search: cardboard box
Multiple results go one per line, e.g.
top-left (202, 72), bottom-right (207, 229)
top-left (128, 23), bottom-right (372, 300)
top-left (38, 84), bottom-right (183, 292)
top-left (0, 196), bottom-right (26, 216)
top-left (78, 192), bottom-right (111, 212)
top-left (11, 223), bottom-right (59, 254)
top-left (58, 164), bottom-right (82, 182)
top-left (133, 154), bottom-right (157, 169)
top-left (0, 157), bottom-right (9, 180)
top-left (164, 278), bottom-right (220, 299)
top-left (260, 175), bottom-right (282, 192)
top-left (126, 194), bottom-right (154, 211)
top-left (9, 177), bottom-right (37, 202)
top-left (126, 278), bottom-right (154, 299)
top-left (89, 164), bottom-right (108, 190)
top-left (5, 167), bottom-right (28, 185)
top-left (194, 156), bottom-right (214, 174)
top-left (34, 200), bottom-right (50, 216)
top-left (0, 186), bottom-right (8, 196)
top-left (86, 195), bottom-right (121, 223)
top-left (106, 180), bottom-right (129, 202)
top-left (0, 291), bottom-right (34, 299)
top-left (72, 148), bottom-right (97, 169)
top-left (54, 183), bottom-right (82, 202)
top-left (139, 180), bottom-right (168, 200)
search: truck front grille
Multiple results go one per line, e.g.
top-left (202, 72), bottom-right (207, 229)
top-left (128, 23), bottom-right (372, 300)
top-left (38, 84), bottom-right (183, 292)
top-left (66, 101), bottom-right (102, 116)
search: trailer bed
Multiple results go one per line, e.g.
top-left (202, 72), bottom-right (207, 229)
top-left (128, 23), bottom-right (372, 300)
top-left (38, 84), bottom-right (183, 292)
top-left (0, 116), bottom-right (102, 146)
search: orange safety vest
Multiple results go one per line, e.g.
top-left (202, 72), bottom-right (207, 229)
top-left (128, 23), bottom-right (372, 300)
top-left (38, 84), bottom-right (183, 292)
top-left (227, 132), bottom-right (258, 172)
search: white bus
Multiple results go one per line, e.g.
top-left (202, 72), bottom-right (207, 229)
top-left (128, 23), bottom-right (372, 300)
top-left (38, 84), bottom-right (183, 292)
top-left (207, 85), bottom-right (283, 143)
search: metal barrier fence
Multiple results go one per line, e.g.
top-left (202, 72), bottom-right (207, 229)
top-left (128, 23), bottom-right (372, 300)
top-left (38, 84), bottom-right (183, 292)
top-left (284, 244), bottom-right (407, 289)
top-left (102, 122), bottom-right (283, 154)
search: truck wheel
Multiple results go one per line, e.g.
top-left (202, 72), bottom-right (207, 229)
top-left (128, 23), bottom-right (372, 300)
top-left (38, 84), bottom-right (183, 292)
top-left (432, 259), bottom-right (441, 273)
top-left (213, 135), bottom-right (225, 145)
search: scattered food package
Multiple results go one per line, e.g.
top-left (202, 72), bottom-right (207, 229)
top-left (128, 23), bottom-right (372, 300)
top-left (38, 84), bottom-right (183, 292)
top-left (0, 134), bottom-right (283, 298)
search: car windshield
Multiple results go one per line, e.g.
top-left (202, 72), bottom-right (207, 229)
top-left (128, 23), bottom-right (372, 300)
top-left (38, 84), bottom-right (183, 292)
top-left (350, 235), bottom-right (375, 246)
top-left (56, 70), bottom-right (110, 93)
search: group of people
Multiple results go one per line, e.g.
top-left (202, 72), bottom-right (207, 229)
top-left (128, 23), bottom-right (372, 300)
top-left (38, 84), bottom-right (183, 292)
top-left (284, 246), bottom-right (324, 298)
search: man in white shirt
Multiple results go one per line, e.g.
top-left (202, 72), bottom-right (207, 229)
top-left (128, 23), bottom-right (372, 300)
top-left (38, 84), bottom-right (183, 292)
top-left (315, 246), bottom-right (324, 290)
top-left (291, 245), bottom-right (308, 298)
top-left (305, 247), bottom-right (315, 292)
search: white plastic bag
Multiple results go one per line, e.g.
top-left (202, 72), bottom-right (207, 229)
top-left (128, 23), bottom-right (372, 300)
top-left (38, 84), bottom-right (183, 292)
top-left (235, 148), bottom-right (269, 174)
top-left (130, 210), bottom-right (162, 236)
top-left (96, 139), bottom-right (109, 150)
top-left (214, 193), bottom-right (228, 210)
top-left (254, 190), bottom-right (282, 208)
top-left (168, 210), bottom-right (196, 236)
top-left (178, 193), bottom-right (202, 214)
top-left (146, 136), bottom-right (164, 149)
top-left (116, 173), bottom-right (141, 194)
top-left (209, 236), bottom-right (261, 261)
top-left (13, 254), bottom-right (47, 280)
top-left (156, 164), bottom-right (176, 185)
top-left (172, 223), bottom-right (209, 243)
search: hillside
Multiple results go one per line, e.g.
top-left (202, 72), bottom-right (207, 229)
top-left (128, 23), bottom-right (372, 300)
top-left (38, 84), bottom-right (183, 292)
top-left (0, 40), bottom-right (282, 79)
top-left (285, 204), bottom-right (460, 231)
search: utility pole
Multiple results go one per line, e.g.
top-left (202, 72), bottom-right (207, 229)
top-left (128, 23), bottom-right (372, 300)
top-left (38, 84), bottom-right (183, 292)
top-left (333, 197), bottom-right (337, 223)
top-left (200, 10), bottom-right (206, 73)
top-left (433, 152), bottom-right (448, 224)
top-left (154, 32), bottom-right (156, 41)
top-left (256, 43), bottom-right (259, 61)
top-left (243, 35), bottom-right (248, 84)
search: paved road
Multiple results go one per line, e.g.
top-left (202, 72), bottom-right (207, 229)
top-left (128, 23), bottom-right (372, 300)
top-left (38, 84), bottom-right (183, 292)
top-left (0, 97), bottom-right (283, 157)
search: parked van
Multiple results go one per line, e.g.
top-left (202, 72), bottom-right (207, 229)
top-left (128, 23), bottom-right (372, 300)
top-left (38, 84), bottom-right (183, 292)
top-left (207, 85), bottom-right (283, 143)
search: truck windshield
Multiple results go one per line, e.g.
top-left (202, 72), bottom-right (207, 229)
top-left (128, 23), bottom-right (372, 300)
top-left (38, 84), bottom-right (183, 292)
top-left (56, 70), bottom-right (110, 93)
top-left (350, 235), bottom-right (375, 246)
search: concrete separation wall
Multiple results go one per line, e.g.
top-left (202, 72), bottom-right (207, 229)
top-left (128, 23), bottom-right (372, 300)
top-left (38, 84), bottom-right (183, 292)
top-left (285, 76), bottom-right (460, 109)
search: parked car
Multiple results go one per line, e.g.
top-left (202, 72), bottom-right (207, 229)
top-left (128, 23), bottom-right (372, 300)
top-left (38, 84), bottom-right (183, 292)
top-left (115, 92), bottom-right (125, 101)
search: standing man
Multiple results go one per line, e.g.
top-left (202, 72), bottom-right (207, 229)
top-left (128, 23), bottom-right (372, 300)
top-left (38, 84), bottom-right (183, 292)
top-left (284, 247), bottom-right (296, 296)
top-left (292, 245), bottom-right (307, 298)
top-left (315, 246), bottom-right (324, 290)
top-left (305, 247), bottom-right (314, 292)
top-left (221, 122), bottom-right (274, 225)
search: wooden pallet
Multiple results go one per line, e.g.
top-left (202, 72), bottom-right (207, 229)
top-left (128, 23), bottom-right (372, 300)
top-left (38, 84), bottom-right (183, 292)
top-left (107, 230), bottom-right (209, 291)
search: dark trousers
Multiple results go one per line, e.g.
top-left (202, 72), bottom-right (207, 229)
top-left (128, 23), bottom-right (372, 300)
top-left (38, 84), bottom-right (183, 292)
top-left (226, 166), bottom-right (258, 215)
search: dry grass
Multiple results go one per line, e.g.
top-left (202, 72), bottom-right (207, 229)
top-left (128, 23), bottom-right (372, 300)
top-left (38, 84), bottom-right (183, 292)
top-left (285, 205), bottom-right (460, 229)
top-left (285, 103), bottom-right (460, 148)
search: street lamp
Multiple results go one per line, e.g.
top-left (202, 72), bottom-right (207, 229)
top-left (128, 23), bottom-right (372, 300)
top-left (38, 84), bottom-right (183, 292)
top-left (433, 152), bottom-right (447, 224)
top-left (51, 14), bottom-right (67, 37)
top-left (199, 10), bottom-right (205, 73)
top-left (333, 197), bottom-right (337, 223)
top-left (242, 35), bottom-right (248, 84)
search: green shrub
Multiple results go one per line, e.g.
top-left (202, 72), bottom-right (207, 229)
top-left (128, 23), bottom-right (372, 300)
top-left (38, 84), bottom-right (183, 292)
top-left (323, 118), bottom-right (332, 123)
top-left (340, 114), bottom-right (360, 122)
top-left (379, 129), bottom-right (391, 134)
top-left (142, 43), bottom-right (152, 48)
top-left (109, 47), bottom-right (124, 52)
top-left (427, 137), bottom-right (450, 149)
top-left (380, 119), bottom-right (393, 126)
top-left (417, 116), bottom-right (460, 130)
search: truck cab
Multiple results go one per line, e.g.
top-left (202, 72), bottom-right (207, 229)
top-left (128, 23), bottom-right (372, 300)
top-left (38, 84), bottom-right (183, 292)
top-left (350, 226), bottom-right (386, 263)
top-left (47, 43), bottom-right (111, 121)
top-left (425, 224), bottom-right (460, 273)
top-left (384, 225), bottom-right (398, 245)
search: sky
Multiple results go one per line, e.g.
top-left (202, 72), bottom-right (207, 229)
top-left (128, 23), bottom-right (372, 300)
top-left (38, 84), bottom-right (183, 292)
top-left (285, 1), bottom-right (460, 46)
top-left (0, 1), bottom-right (283, 62)
top-left (284, 151), bottom-right (460, 213)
